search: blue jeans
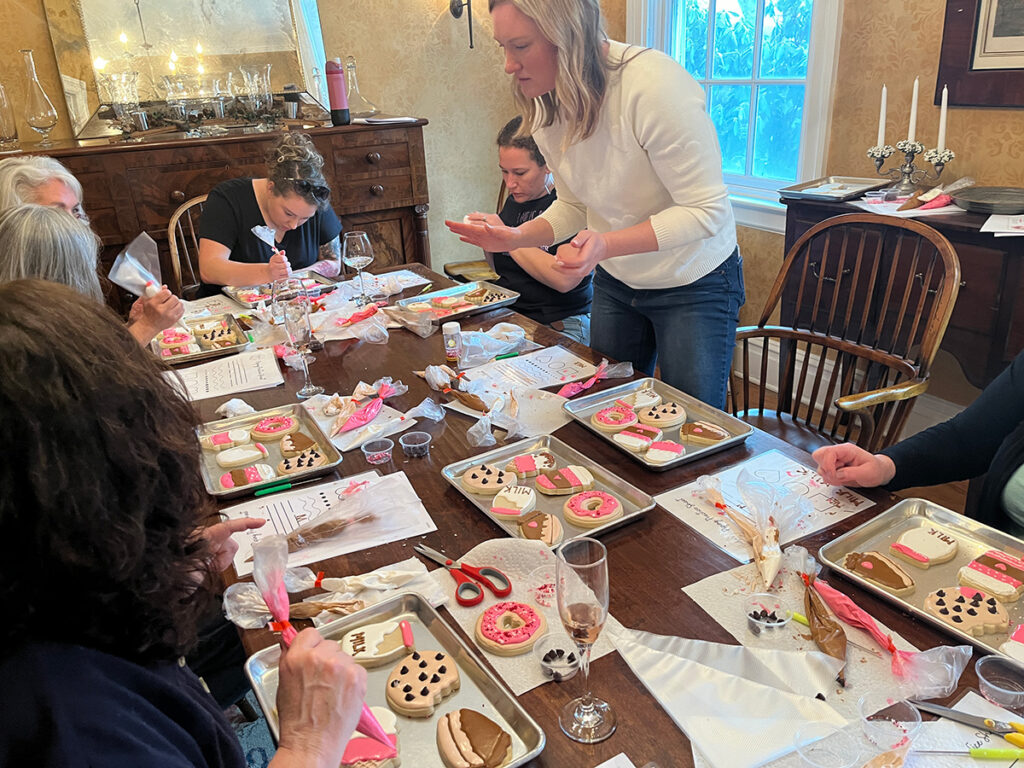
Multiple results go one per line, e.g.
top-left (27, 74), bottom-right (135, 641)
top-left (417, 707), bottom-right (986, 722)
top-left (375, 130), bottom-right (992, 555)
top-left (547, 313), bottom-right (590, 346)
top-left (590, 249), bottom-right (745, 409)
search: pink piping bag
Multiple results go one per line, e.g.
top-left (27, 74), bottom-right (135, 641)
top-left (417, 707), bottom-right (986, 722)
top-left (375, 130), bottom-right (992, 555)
top-left (339, 382), bottom-right (397, 432)
top-left (251, 535), bottom-right (395, 756)
top-left (335, 304), bottom-right (380, 327)
top-left (557, 360), bottom-right (608, 399)
top-left (810, 576), bottom-right (912, 677)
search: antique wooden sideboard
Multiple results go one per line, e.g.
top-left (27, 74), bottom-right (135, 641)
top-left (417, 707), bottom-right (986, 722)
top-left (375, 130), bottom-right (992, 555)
top-left (782, 198), bottom-right (1024, 389)
top-left (22, 120), bottom-right (430, 309)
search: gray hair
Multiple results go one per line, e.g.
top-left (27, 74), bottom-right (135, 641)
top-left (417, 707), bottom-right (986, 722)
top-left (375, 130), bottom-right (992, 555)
top-left (0, 155), bottom-right (84, 211)
top-left (0, 204), bottom-right (103, 302)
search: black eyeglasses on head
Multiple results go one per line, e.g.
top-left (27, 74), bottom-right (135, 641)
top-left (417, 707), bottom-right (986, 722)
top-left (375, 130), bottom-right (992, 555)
top-left (284, 178), bottom-right (330, 202)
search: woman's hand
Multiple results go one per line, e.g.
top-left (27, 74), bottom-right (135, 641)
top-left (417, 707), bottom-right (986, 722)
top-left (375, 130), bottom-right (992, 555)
top-left (129, 286), bottom-right (184, 331)
top-left (272, 628), bottom-right (368, 768)
top-left (812, 443), bottom-right (897, 488)
top-left (268, 250), bottom-right (292, 282)
top-left (445, 215), bottom-right (523, 252)
top-left (554, 230), bottom-right (607, 278)
top-left (200, 517), bottom-right (265, 573)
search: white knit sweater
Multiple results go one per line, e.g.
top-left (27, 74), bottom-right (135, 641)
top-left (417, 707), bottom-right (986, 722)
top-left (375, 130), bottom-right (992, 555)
top-left (534, 41), bottom-right (737, 290)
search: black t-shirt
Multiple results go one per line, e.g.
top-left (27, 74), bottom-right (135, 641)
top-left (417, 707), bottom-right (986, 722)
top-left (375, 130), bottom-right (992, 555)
top-left (494, 190), bottom-right (592, 325)
top-left (0, 642), bottom-right (245, 767)
top-left (197, 177), bottom-right (342, 295)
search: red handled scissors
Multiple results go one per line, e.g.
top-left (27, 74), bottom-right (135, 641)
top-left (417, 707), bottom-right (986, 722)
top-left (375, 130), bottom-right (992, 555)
top-left (414, 544), bottom-right (512, 607)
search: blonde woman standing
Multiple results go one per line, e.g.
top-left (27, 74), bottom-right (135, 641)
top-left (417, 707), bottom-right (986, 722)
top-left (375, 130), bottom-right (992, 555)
top-left (448, 0), bottom-right (743, 408)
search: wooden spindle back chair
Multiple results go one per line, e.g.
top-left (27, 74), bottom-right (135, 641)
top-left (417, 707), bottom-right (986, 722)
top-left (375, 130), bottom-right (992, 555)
top-left (167, 194), bottom-right (208, 300)
top-left (728, 213), bottom-right (961, 453)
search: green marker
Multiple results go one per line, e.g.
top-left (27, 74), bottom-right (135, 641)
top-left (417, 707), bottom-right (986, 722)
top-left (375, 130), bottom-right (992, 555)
top-left (494, 352), bottom-right (520, 360)
top-left (255, 482), bottom-right (293, 497)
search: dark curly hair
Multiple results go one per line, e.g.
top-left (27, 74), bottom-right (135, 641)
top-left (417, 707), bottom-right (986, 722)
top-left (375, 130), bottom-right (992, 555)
top-left (267, 132), bottom-right (331, 209)
top-left (497, 116), bottom-right (547, 168)
top-left (0, 280), bottom-right (217, 664)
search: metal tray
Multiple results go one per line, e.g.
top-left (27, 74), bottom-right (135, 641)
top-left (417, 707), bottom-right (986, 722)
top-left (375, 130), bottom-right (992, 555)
top-left (149, 314), bottom-right (249, 366)
top-left (779, 176), bottom-right (890, 202)
top-left (245, 592), bottom-right (545, 765)
top-left (953, 186), bottom-right (1024, 215)
top-left (196, 403), bottom-right (342, 499)
top-left (442, 435), bottom-right (655, 544)
top-left (393, 280), bottom-right (519, 322)
top-left (819, 498), bottom-right (1024, 657)
top-left (562, 377), bottom-right (753, 471)
top-left (222, 270), bottom-right (338, 308)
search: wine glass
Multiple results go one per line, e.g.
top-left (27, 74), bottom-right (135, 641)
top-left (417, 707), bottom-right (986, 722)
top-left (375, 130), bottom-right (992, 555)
top-left (283, 300), bottom-right (323, 398)
top-left (555, 537), bottom-right (616, 743)
top-left (342, 231), bottom-right (374, 305)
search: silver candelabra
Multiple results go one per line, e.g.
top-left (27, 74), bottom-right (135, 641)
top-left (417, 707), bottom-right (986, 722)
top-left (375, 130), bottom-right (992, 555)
top-left (867, 141), bottom-right (955, 197)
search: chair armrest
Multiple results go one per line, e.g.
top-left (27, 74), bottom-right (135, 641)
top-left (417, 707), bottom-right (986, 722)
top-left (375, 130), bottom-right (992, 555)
top-left (836, 378), bottom-right (929, 412)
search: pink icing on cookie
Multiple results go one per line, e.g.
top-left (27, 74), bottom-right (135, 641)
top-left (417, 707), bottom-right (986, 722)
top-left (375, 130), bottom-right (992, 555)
top-left (211, 431), bottom-right (233, 446)
top-left (965, 550), bottom-right (1024, 588)
top-left (341, 734), bottom-right (398, 765)
top-left (243, 466), bottom-right (262, 483)
top-left (1012, 624), bottom-right (1024, 644)
top-left (513, 455), bottom-right (536, 474)
top-left (490, 507), bottom-right (526, 517)
top-left (480, 602), bottom-right (542, 645)
top-left (567, 491), bottom-right (620, 519)
top-left (860, 560), bottom-right (874, 570)
top-left (537, 468), bottom-right (581, 490)
top-left (255, 416), bottom-right (294, 434)
top-left (399, 620), bottom-right (414, 649)
top-left (161, 329), bottom-right (191, 344)
top-left (890, 543), bottom-right (928, 563)
top-left (648, 441), bottom-right (684, 456)
top-left (594, 405), bottom-right (637, 427)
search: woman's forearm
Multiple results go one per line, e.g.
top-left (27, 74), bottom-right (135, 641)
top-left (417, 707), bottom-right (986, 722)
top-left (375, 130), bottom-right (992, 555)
top-left (508, 247), bottom-right (584, 292)
top-left (600, 220), bottom-right (660, 260)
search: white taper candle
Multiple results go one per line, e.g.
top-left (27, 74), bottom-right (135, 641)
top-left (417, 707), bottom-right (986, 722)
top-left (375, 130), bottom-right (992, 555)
top-left (937, 84), bottom-right (948, 152)
top-left (877, 84), bottom-right (887, 146)
top-left (907, 77), bottom-right (919, 143)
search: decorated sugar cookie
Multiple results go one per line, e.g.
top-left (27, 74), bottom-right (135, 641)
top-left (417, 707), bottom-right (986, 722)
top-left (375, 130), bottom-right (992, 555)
top-left (503, 451), bottom-right (557, 478)
top-left (280, 432), bottom-right (317, 458)
top-left (196, 324), bottom-right (238, 349)
top-left (1001, 624), bottom-right (1024, 663)
top-left (638, 401), bottom-right (686, 428)
top-left (958, 549), bottom-right (1024, 602)
top-left (843, 551), bottom-right (915, 596)
top-left (219, 464), bottom-right (275, 490)
top-left (535, 466), bottom-right (594, 496)
top-left (612, 423), bottom-right (662, 452)
top-left (385, 650), bottom-right (460, 717)
top-left (924, 587), bottom-right (1008, 636)
top-left (680, 420), bottom-right (731, 445)
top-left (627, 385), bottom-right (662, 410)
top-left (199, 428), bottom-right (251, 452)
top-left (340, 615), bottom-right (416, 667)
top-left (563, 490), bottom-right (623, 529)
top-left (888, 526), bottom-right (958, 569)
top-left (277, 447), bottom-right (328, 475)
top-left (160, 343), bottom-right (202, 358)
top-left (251, 415), bottom-right (300, 440)
top-left (460, 463), bottom-right (517, 496)
top-left (157, 328), bottom-right (195, 348)
top-left (590, 405), bottom-right (639, 433)
top-left (437, 709), bottom-right (512, 768)
top-left (474, 601), bottom-right (546, 656)
top-left (645, 440), bottom-right (685, 465)
top-left (489, 485), bottom-right (536, 520)
top-left (342, 706), bottom-right (399, 768)
top-left (216, 442), bottom-right (268, 468)
top-left (516, 510), bottom-right (564, 546)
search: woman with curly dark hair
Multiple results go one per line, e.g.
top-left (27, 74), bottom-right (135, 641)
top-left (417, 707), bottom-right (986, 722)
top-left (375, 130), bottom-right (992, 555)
top-left (197, 132), bottom-right (343, 294)
top-left (0, 280), bottom-right (366, 767)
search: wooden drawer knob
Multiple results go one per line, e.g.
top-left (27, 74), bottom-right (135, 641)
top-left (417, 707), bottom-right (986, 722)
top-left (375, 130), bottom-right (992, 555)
top-left (171, 190), bottom-right (185, 203)
top-left (370, 184), bottom-right (385, 196)
top-left (366, 151), bottom-right (382, 164)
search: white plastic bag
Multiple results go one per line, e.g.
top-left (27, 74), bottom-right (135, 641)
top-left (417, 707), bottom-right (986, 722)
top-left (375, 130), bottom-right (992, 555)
top-left (108, 232), bottom-right (161, 296)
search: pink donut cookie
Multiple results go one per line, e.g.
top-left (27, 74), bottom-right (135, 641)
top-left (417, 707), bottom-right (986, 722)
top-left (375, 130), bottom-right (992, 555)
top-left (563, 490), bottom-right (623, 529)
top-left (590, 405), bottom-right (638, 433)
top-left (474, 601), bottom-right (546, 656)
top-left (219, 463), bottom-right (275, 489)
top-left (646, 440), bottom-right (685, 465)
top-left (612, 423), bottom-right (663, 452)
top-left (251, 415), bottom-right (299, 440)
top-left (158, 328), bottom-right (194, 349)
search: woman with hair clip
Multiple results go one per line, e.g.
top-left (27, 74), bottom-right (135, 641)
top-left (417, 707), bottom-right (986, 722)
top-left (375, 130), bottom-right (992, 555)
top-left (0, 280), bottom-right (367, 768)
top-left (447, 0), bottom-right (744, 409)
top-left (198, 132), bottom-right (343, 293)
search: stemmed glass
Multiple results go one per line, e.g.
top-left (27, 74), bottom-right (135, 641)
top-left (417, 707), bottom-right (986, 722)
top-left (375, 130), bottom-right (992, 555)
top-left (342, 231), bottom-right (374, 305)
top-left (283, 299), bottom-right (323, 398)
top-left (556, 537), bottom-right (616, 743)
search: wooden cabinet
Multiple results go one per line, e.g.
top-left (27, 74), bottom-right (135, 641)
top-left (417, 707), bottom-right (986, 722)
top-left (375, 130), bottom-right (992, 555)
top-left (782, 198), bottom-right (1023, 389)
top-left (26, 121), bottom-right (430, 309)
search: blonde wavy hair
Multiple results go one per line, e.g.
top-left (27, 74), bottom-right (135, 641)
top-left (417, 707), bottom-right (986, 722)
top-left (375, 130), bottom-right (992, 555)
top-left (489, 0), bottom-right (609, 148)
top-left (0, 204), bottom-right (103, 302)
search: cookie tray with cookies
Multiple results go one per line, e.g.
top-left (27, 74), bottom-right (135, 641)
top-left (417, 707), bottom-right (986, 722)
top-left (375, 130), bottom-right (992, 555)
top-left (393, 280), bottom-right (519, 321)
top-left (819, 497), bottom-right (1024, 659)
top-left (562, 377), bottom-right (753, 471)
top-left (196, 403), bottom-right (342, 500)
top-left (442, 435), bottom-right (655, 547)
top-left (149, 314), bottom-right (250, 365)
top-left (244, 591), bottom-right (545, 765)
top-left (221, 270), bottom-right (339, 309)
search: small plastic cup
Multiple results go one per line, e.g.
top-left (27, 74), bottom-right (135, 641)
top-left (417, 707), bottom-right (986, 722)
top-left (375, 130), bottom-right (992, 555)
top-left (361, 437), bottom-right (394, 465)
top-left (977, 655), bottom-right (1024, 713)
top-left (745, 593), bottom-right (792, 636)
top-left (534, 633), bottom-right (580, 682)
top-left (527, 565), bottom-right (557, 608)
top-left (399, 431), bottom-right (432, 458)
top-left (857, 694), bottom-right (921, 751)
top-left (793, 722), bottom-right (862, 768)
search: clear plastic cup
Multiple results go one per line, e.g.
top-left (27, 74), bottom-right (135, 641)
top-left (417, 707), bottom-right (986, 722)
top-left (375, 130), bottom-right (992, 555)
top-left (361, 437), bottom-right (394, 465)
top-left (399, 430), bottom-right (432, 458)
top-left (977, 655), bottom-right (1024, 712)
top-left (533, 633), bottom-right (580, 682)
top-left (745, 593), bottom-right (793, 636)
top-left (794, 722), bottom-right (862, 768)
top-left (857, 694), bottom-right (921, 751)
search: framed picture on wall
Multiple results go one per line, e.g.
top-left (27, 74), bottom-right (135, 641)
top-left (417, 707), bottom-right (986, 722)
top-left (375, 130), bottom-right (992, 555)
top-left (937, 0), bottom-right (1024, 107)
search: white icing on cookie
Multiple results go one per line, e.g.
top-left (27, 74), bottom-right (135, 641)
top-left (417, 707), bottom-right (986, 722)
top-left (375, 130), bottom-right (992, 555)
top-left (889, 526), bottom-right (958, 568)
top-left (340, 615), bottom-right (415, 665)
top-left (216, 442), bottom-right (268, 468)
top-left (490, 485), bottom-right (536, 518)
top-left (1002, 624), bottom-right (1024, 663)
top-left (630, 386), bottom-right (662, 409)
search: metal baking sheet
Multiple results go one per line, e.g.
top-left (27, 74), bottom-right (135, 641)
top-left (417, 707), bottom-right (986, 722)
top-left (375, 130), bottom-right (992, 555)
top-left (819, 497), bottom-right (1024, 657)
top-left (149, 314), bottom-right (249, 366)
top-left (245, 592), bottom-right (545, 765)
top-left (953, 186), bottom-right (1024, 215)
top-left (222, 270), bottom-right (338, 308)
top-left (196, 403), bottom-right (342, 499)
top-left (779, 176), bottom-right (890, 202)
top-left (393, 280), bottom-right (519, 322)
top-left (562, 377), bottom-right (752, 471)
top-left (441, 435), bottom-right (655, 544)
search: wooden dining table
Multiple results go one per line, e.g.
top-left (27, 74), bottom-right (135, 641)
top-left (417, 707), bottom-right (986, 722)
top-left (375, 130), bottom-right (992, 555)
top-left (205, 263), bottom-right (980, 768)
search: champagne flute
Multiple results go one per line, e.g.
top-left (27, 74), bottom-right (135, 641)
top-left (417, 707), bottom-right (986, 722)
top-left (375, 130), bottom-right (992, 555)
top-left (556, 537), bottom-right (616, 743)
top-left (342, 231), bottom-right (374, 305)
top-left (283, 300), bottom-right (323, 398)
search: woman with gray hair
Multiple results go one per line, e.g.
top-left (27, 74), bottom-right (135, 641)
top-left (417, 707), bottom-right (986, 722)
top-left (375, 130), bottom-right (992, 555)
top-left (0, 204), bottom-right (176, 345)
top-left (0, 155), bottom-right (183, 337)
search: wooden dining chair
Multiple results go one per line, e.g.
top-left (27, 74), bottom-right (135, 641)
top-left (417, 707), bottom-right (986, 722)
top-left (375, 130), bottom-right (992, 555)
top-left (728, 213), bottom-right (962, 454)
top-left (167, 194), bottom-right (208, 299)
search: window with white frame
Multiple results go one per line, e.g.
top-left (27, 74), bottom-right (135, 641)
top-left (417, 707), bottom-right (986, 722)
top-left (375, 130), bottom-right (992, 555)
top-left (627, 0), bottom-right (840, 232)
